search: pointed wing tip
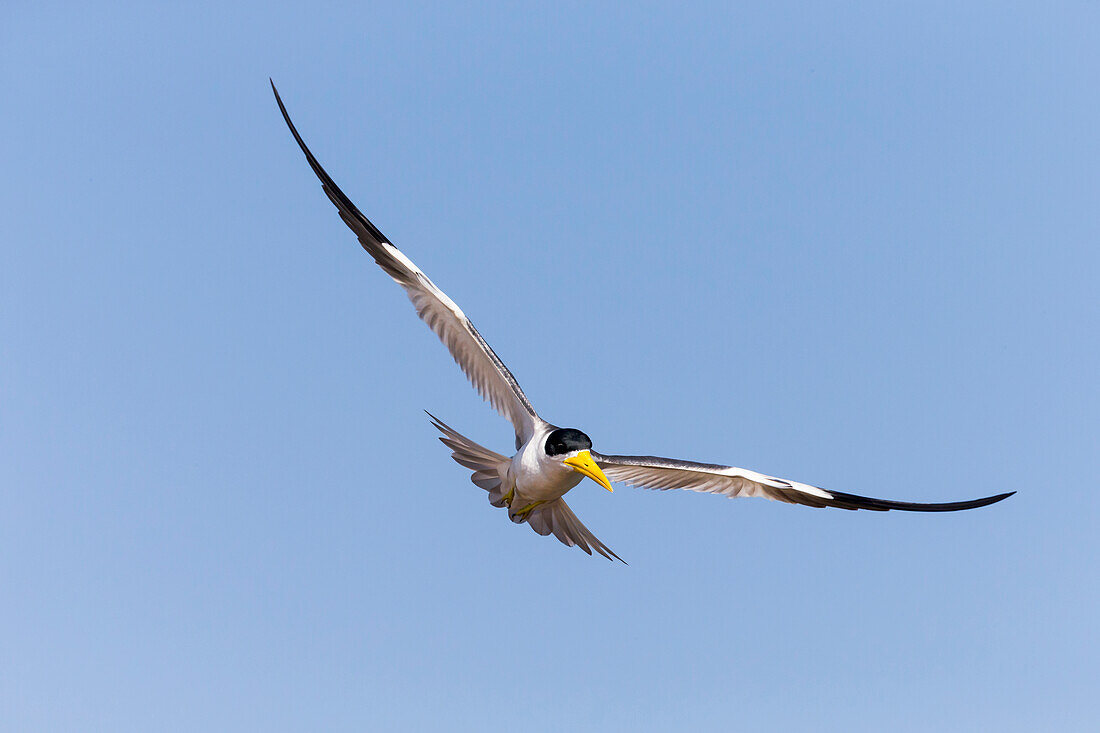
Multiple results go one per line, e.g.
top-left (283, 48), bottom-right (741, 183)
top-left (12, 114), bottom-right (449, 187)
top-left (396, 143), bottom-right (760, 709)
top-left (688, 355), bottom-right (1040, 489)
top-left (269, 79), bottom-right (284, 108)
top-left (944, 490), bottom-right (1016, 510)
top-left (269, 80), bottom-right (302, 145)
top-left (824, 488), bottom-right (1017, 512)
top-left (271, 82), bottom-right (394, 251)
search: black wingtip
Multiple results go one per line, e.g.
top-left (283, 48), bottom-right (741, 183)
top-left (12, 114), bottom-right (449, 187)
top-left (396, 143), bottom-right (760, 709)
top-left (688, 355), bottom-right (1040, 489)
top-left (826, 489), bottom-right (1016, 513)
top-left (270, 82), bottom-right (392, 245)
top-left (270, 78), bottom-right (284, 109)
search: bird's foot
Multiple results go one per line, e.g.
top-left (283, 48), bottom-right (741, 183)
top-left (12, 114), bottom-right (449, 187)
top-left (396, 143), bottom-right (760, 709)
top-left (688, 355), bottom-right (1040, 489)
top-left (512, 500), bottom-right (545, 521)
top-left (502, 487), bottom-right (515, 507)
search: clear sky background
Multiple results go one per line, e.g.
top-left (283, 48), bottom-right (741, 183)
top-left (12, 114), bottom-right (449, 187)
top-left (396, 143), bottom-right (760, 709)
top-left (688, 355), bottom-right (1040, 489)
top-left (2, 2), bottom-right (1098, 731)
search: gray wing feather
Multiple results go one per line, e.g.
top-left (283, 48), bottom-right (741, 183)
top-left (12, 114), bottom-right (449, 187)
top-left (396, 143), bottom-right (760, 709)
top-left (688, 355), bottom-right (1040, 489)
top-left (591, 453), bottom-right (1014, 512)
top-left (273, 82), bottom-right (543, 443)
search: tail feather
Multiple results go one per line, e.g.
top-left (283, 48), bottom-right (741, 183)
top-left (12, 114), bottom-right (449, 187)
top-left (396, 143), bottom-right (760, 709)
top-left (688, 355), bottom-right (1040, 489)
top-left (528, 500), bottom-right (625, 563)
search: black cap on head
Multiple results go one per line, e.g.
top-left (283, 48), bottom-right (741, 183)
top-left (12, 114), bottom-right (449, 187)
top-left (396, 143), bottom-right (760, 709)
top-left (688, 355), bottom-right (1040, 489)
top-left (544, 428), bottom-right (593, 457)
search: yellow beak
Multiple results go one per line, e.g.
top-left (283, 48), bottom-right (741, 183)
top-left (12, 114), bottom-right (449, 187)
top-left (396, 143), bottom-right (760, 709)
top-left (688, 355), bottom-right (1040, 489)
top-left (563, 450), bottom-right (613, 492)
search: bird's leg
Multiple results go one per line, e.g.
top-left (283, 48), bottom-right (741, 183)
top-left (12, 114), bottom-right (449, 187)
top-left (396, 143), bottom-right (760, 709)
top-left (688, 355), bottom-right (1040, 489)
top-left (512, 500), bottom-right (545, 521)
top-left (502, 486), bottom-right (515, 507)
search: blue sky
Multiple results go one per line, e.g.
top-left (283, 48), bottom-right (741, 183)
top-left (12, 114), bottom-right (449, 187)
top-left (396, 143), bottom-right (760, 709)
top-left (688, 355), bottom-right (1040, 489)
top-left (2, 2), bottom-right (1098, 730)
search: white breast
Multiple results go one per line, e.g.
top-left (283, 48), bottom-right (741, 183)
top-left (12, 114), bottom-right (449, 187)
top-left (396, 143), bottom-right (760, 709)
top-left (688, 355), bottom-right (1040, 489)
top-left (509, 432), bottom-right (584, 503)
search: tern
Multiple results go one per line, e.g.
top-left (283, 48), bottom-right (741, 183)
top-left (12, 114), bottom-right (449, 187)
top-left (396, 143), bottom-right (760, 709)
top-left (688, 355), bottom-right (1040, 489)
top-left (273, 83), bottom-right (1013, 562)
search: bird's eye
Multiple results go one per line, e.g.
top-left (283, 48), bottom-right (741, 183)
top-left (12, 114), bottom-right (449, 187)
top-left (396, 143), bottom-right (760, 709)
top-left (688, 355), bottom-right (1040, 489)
top-left (545, 428), bottom-right (592, 456)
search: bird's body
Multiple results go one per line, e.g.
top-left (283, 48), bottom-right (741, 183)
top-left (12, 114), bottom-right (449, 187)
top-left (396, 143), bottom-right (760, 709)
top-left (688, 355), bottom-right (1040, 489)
top-left (427, 416), bottom-right (624, 559)
top-left (273, 82), bottom-right (1013, 562)
top-left (509, 428), bottom-right (582, 506)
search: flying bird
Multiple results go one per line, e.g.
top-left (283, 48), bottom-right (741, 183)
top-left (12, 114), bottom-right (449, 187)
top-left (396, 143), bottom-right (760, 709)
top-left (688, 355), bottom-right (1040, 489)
top-left (272, 82), bottom-right (1013, 562)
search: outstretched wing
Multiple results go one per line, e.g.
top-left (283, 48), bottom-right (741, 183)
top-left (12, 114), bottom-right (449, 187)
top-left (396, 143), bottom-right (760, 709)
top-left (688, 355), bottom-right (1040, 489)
top-left (592, 452), bottom-right (1014, 512)
top-left (273, 82), bottom-right (544, 443)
